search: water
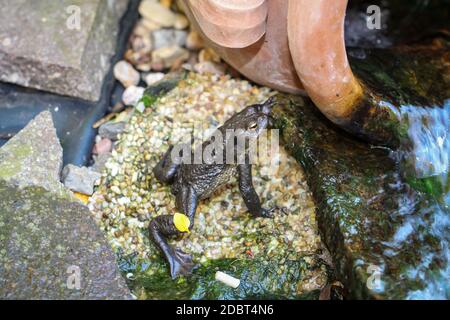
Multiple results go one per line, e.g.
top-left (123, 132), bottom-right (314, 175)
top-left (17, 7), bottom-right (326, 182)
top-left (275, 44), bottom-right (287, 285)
top-left (398, 101), bottom-right (450, 179)
top-left (394, 101), bottom-right (450, 299)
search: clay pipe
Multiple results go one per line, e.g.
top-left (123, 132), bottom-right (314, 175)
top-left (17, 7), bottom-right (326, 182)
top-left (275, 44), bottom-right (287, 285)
top-left (287, 0), bottom-right (364, 126)
top-left (186, 0), bottom-right (268, 48)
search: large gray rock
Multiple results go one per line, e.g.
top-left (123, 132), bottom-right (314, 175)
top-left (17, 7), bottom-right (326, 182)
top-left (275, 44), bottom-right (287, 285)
top-left (0, 0), bottom-right (129, 101)
top-left (0, 180), bottom-right (132, 300)
top-left (0, 111), bottom-right (70, 198)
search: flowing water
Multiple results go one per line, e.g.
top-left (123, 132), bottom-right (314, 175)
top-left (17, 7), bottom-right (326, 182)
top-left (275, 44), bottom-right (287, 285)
top-left (394, 102), bottom-right (450, 299)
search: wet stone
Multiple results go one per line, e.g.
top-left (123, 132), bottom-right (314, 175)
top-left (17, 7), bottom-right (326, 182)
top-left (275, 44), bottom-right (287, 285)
top-left (0, 180), bottom-right (132, 300)
top-left (272, 94), bottom-right (449, 299)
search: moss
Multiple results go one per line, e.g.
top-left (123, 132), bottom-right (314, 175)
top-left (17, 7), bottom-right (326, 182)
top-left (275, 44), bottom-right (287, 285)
top-left (118, 251), bottom-right (327, 300)
top-left (0, 144), bottom-right (31, 179)
top-left (140, 70), bottom-right (188, 109)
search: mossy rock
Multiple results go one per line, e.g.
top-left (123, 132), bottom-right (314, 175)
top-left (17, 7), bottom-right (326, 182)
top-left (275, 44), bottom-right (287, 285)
top-left (272, 94), bottom-right (449, 299)
top-left (0, 180), bottom-right (131, 299)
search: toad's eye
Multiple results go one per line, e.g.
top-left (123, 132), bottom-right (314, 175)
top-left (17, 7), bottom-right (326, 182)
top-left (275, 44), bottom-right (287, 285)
top-left (248, 122), bottom-right (258, 130)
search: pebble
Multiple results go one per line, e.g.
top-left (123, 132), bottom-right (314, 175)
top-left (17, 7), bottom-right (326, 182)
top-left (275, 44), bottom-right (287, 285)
top-left (113, 60), bottom-right (140, 88)
top-left (122, 85), bottom-right (145, 106)
top-left (131, 35), bottom-right (152, 55)
top-left (93, 138), bottom-right (113, 155)
top-left (143, 72), bottom-right (165, 86)
top-left (174, 14), bottom-right (189, 30)
top-left (160, 0), bottom-right (172, 8)
top-left (139, 0), bottom-right (176, 28)
top-left (199, 48), bottom-right (221, 63)
top-left (151, 29), bottom-right (187, 50)
top-left (186, 30), bottom-right (205, 50)
top-left (194, 61), bottom-right (225, 76)
top-left (151, 46), bottom-right (190, 69)
top-left (92, 153), bottom-right (112, 173)
top-left (135, 101), bottom-right (146, 113)
top-left (62, 164), bottom-right (101, 195)
top-left (141, 18), bottom-right (161, 31)
top-left (98, 121), bottom-right (126, 141)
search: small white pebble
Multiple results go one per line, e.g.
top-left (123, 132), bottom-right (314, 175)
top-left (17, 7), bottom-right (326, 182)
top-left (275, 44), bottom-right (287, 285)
top-left (136, 101), bottom-right (146, 113)
top-left (215, 271), bottom-right (240, 288)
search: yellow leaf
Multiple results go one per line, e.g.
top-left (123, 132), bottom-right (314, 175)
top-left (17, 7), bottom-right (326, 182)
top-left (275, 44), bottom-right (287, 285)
top-left (73, 192), bottom-right (90, 204)
top-left (173, 213), bottom-right (190, 233)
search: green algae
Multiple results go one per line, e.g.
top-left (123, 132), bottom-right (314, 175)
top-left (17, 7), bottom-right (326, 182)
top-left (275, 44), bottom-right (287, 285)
top-left (0, 144), bottom-right (31, 179)
top-left (118, 251), bottom-right (327, 300)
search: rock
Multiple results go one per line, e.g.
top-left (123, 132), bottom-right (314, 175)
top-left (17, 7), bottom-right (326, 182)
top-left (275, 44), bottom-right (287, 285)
top-left (174, 14), bottom-right (189, 30)
top-left (194, 61), bottom-right (226, 76)
top-left (141, 18), bottom-right (162, 31)
top-left (98, 121), bottom-right (126, 141)
top-left (139, 0), bottom-right (176, 27)
top-left (0, 111), bottom-right (70, 198)
top-left (62, 164), bottom-right (101, 195)
top-left (199, 48), bottom-right (221, 63)
top-left (0, 180), bottom-right (132, 299)
top-left (272, 93), bottom-right (450, 299)
top-left (151, 29), bottom-right (188, 50)
top-left (151, 46), bottom-right (190, 69)
top-left (131, 35), bottom-right (152, 55)
top-left (135, 101), bottom-right (146, 113)
top-left (122, 85), bottom-right (145, 106)
top-left (133, 21), bottom-right (152, 37)
top-left (160, 0), bottom-right (173, 8)
top-left (136, 63), bottom-right (152, 72)
top-left (114, 61), bottom-right (140, 88)
top-left (111, 102), bottom-right (126, 114)
top-left (186, 30), bottom-right (205, 50)
top-left (0, 0), bottom-right (129, 101)
top-left (92, 153), bottom-right (112, 173)
top-left (143, 72), bottom-right (165, 86)
top-left (93, 138), bottom-right (112, 156)
top-left (124, 49), bottom-right (151, 68)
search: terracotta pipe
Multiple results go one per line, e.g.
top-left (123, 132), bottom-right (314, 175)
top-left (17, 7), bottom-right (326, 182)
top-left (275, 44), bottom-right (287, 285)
top-left (287, 0), bottom-right (363, 125)
top-left (188, 0), bottom-right (268, 48)
top-left (182, 0), bottom-right (305, 94)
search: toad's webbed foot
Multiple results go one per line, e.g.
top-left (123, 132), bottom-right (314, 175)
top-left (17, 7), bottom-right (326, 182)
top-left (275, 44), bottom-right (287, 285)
top-left (258, 206), bottom-right (288, 218)
top-left (167, 247), bottom-right (197, 279)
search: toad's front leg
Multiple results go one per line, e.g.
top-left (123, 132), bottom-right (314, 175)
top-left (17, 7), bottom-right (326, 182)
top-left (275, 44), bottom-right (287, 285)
top-left (148, 186), bottom-right (198, 279)
top-left (237, 164), bottom-right (277, 218)
top-left (153, 145), bottom-right (179, 184)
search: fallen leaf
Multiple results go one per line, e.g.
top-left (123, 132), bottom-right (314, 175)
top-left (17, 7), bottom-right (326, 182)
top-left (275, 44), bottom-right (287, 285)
top-left (173, 213), bottom-right (190, 233)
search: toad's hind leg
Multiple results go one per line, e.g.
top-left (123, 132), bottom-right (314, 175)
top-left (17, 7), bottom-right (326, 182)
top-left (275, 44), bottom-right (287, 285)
top-left (148, 186), bottom-right (198, 279)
